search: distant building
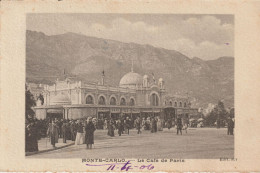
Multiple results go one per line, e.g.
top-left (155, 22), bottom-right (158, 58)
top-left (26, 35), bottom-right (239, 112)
top-left (34, 64), bottom-right (198, 121)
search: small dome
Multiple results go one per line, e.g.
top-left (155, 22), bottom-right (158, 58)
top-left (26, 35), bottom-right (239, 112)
top-left (50, 92), bottom-right (71, 105)
top-left (143, 75), bottom-right (148, 79)
top-left (159, 78), bottom-right (163, 82)
top-left (119, 71), bottom-right (142, 88)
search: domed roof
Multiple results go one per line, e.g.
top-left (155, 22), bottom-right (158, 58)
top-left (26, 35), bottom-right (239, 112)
top-left (159, 77), bottom-right (163, 82)
top-left (50, 92), bottom-right (71, 105)
top-left (119, 71), bottom-right (143, 88)
top-left (143, 74), bottom-right (148, 79)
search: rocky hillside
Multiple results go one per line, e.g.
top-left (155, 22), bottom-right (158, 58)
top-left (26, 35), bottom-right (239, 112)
top-left (26, 30), bottom-right (234, 108)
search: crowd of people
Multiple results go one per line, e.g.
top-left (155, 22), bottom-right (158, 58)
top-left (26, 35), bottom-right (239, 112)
top-left (25, 115), bottom-right (179, 152)
top-left (25, 114), bottom-right (234, 152)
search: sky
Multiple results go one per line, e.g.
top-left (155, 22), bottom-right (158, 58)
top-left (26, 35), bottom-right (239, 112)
top-left (27, 14), bottom-right (234, 60)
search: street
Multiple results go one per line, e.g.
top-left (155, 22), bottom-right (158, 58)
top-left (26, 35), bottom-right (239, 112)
top-left (27, 128), bottom-right (234, 159)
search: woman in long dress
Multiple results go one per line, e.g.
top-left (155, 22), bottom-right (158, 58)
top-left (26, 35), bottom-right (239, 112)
top-left (85, 117), bottom-right (96, 149)
top-left (107, 120), bottom-right (115, 137)
top-left (75, 120), bottom-right (84, 145)
top-left (157, 118), bottom-right (162, 131)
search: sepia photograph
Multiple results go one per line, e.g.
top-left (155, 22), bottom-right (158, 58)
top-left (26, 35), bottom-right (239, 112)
top-left (25, 13), bottom-right (235, 159)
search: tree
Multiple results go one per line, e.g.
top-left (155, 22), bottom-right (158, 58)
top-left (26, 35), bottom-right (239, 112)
top-left (26, 85), bottom-right (36, 120)
top-left (204, 101), bottom-right (228, 127)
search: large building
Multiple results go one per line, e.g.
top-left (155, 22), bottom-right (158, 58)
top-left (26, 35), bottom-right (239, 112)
top-left (34, 65), bottom-right (198, 121)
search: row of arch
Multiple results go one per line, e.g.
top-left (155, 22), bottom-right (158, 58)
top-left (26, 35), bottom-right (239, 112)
top-left (86, 94), bottom-right (135, 106)
top-left (166, 101), bottom-right (187, 108)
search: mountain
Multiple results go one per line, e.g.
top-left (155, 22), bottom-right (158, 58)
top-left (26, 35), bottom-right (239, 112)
top-left (26, 30), bottom-right (234, 108)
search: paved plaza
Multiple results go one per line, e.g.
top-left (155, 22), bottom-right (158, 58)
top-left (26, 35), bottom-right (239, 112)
top-left (27, 128), bottom-right (234, 159)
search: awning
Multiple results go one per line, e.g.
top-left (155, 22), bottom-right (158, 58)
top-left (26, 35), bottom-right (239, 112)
top-left (47, 109), bottom-right (63, 114)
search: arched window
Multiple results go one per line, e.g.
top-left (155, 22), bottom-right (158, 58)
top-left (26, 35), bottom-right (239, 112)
top-left (170, 101), bottom-right (173, 106)
top-left (175, 102), bottom-right (177, 107)
top-left (110, 97), bottom-right (116, 105)
top-left (129, 98), bottom-right (135, 106)
top-left (86, 95), bottom-right (94, 104)
top-left (179, 102), bottom-right (182, 107)
top-left (120, 98), bottom-right (126, 106)
top-left (98, 96), bottom-right (106, 105)
top-left (184, 102), bottom-right (187, 107)
top-left (151, 93), bottom-right (159, 106)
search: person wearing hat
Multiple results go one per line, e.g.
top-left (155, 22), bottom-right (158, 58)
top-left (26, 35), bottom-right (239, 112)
top-left (85, 117), bottom-right (96, 149)
top-left (227, 117), bottom-right (234, 135)
top-left (176, 116), bottom-right (183, 135)
top-left (117, 119), bottom-right (124, 136)
top-left (125, 117), bottom-right (131, 135)
top-left (135, 116), bottom-right (142, 134)
top-left (46, 119), bottom-right (59, 148)
top-left (62, 120), bottom-right (69, 143)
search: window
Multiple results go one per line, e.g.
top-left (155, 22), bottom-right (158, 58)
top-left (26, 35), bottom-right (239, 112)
top-left (120, 98), bottom-right (126, 105)
top-left (175, 102), bottom-right (177, 107)
top-left (184, 102), bottom-right (187, 107)
top-left (130, 98), bottom-right (135, 106)
top-left (179, 102), bottom-right (182, 107)
top-left (86, 95), bottom-right (94, 104)
top-left (98, 96), bottom-right (106, 105)
top-left (170, 101), bottom-right (172, 106)
top-left (151, 93), bottom-right (159, 106)
top-left (110, 97), bottom-right (116, 105)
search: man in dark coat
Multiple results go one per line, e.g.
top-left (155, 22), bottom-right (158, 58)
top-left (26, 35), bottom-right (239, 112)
top-left (151, 117), bottom-right (156, 133)
top-left (125, 117), bottom-right (131, 135)
top-left (85, 117), bottom-right (96, 149)
top-left (135, 117), bottom-right (142, 134)
top-left (62, 120), bottom-right (68, 143)
top-left (47, 119), bottom-right (59, 148)
top-left (70, 120), bottom-right (76, 141)
top-left (176, 117), bottom-right (183, 135)
top-left (117, 119), bottom-right (124, 136)
top-left (227, 117), bottom-right (234, 135)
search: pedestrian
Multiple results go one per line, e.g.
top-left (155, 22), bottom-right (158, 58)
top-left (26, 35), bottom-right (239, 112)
top-left (141, 118), bottom-right (146, 130)
top-left (227, 117), bottom-right (234, 135)
top-left (167, 118), bottom-right (172, 130)
top-left (103, 119), bottom-right (108, 130)
top-left (62, 120), bottom-right (68, 143)
top-left (157, 117), bottom-right (162, 131)
top-left (125, 117), bottom-right (131, 135)
top-left (85, 117), bottom-right (96, 149)
top-left (107, 119), bottom-right (115, 137)
top-left (70, 120), bottom-right (76, 141)
top-left (145, 117), bottom-right (151, 130)
top-left (75, 120), bottom-right (84, 145)
top-left (135, 116), bottom-right (142, 134)
top-left (154, 117), bottom-right (158, 132)
top-left (176, 117), bottom-right (183, 135)
top-left (57, 119), bottom-right (63, 138)
top-left (117, 119), bottom-right (124, 136)
top-left (151, 117), bottom-right (156, 133)
top-left (47, 119), bottom-right (59, 148)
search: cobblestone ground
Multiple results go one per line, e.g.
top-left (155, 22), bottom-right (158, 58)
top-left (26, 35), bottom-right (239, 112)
top-left (27, 128), bottom-right (234, 159)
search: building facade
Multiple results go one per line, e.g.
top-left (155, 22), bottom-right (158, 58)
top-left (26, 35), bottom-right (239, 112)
top-left (34, 67), bottom-right (198, 121)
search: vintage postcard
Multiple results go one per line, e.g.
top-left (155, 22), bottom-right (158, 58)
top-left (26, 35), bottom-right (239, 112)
top-left (0, 0), bottom-right (260, 172)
